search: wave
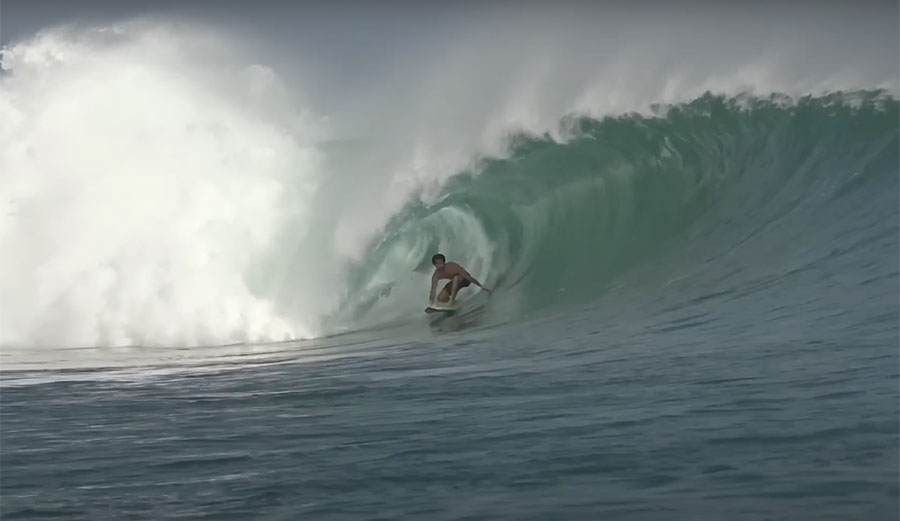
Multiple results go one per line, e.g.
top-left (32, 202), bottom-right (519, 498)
top-left (1, 19), bottom-right (897, 349)
top-left (329, 92), bottom-right (899, 331)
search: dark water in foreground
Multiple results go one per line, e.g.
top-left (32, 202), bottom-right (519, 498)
top-left (3, 248), bottom-right (897, 520)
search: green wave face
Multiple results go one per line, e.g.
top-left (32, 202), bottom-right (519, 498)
top-left (329, 91), bottom-right (899, 330)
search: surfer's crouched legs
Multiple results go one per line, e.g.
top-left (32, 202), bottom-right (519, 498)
top-left (438, 276), bottom-right (468, 304)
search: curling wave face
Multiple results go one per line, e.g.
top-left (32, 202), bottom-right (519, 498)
top-left (331, 92), bottom-right (899, 331)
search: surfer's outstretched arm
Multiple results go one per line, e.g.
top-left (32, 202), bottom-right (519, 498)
top-left (460, 267), bottom-right (491, 293)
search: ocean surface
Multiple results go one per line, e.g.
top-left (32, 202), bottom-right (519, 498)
top-left (2, 89), bottom-right (898, 520)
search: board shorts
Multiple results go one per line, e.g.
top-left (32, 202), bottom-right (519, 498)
top-left (444, 278), bottom-right (470, 290)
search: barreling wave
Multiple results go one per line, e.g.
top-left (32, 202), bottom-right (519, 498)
top-left (327, 91), bottom-right (899, 332)
top-left (3, 18), bottom-right (898, 354)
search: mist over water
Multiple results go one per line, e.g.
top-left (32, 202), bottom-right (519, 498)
top-left (0, 24), bottom-right (325, 346)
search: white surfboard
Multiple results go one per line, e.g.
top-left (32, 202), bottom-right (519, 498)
top-left (424, 303), bottom-right (457, 315)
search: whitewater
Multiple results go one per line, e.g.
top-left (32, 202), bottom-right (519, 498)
top-left (1, 6), bottom-right (898, 520)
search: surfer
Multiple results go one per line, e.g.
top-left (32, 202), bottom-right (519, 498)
top-left (428, 253), bottom-right (491, 306)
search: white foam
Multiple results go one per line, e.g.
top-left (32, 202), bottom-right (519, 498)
top-left (0, 23), bottom-right (324, 348)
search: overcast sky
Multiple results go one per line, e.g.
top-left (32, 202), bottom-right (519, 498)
top-left (3, 0), bottom-right (898, 125)
top-left (4, 1), bottom-right (897, 74)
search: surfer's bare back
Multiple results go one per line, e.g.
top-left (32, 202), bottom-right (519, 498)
top-left (429, 253), bottom-right (491, 306)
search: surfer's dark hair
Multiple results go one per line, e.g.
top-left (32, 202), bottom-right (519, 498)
top-left (431, 253), bottom-right (445, 264)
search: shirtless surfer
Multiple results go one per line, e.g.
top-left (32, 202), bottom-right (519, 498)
top-left (428, 253), bottom-right (492, 307)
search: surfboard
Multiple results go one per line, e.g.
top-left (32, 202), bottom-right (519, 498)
top-left (425, 304), bottom-right (457, 315)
